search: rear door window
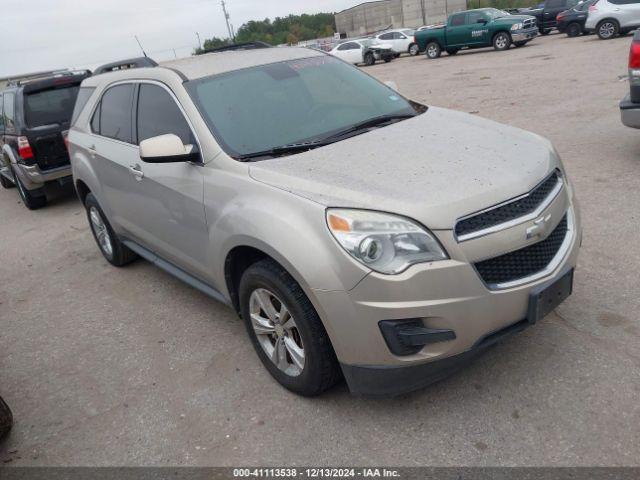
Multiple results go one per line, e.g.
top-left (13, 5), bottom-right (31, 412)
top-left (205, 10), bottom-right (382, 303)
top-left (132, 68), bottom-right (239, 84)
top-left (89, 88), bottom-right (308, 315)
top-left (136, 84), bottom-right (194, 145)
top-left (98, 84), bottom-right (134, 144)
top-left (71, 87), bottom-right (96, 126)
top-left (24, 85), bottom-right (80, 128)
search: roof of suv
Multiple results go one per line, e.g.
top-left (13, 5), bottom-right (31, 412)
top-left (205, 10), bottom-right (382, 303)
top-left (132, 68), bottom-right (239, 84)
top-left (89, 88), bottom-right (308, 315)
top-left (82, 47), bottom-right (324, 87)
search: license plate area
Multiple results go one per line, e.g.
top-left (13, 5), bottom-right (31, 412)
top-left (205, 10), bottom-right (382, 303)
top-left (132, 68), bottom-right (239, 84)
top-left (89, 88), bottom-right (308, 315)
top-left (527, 269), bottom-right (574, 324)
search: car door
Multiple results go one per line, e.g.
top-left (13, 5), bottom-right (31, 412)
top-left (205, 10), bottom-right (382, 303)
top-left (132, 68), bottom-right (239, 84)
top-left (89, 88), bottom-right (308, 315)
top-left (377, 32), bottom-right (396, 51)
top-left (467, 11), bottom-right (491, 45)
top-left (128, 82), bottom-right (209, 279)
top-left (335, 42), bottom-right (363, 64)
top-left (613, 0), bottom-right (640, 28)
top-left (446, 13), bottom-right (471, 47)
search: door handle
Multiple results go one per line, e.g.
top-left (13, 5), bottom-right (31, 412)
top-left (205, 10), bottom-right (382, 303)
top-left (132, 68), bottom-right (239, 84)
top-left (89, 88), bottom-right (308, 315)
top-left (128, 164), bottom-right (144, 181)
top-left (88, 145), bottom-right (97, 157)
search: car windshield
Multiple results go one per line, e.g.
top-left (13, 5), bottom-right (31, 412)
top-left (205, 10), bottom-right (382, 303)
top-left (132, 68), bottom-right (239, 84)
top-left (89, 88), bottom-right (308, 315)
top-left (186, 55), bottom-right (417, 159)
top-left (485, 8), bottom-right (510, 19)
top-left (24, 85), bottom-right (80, 128)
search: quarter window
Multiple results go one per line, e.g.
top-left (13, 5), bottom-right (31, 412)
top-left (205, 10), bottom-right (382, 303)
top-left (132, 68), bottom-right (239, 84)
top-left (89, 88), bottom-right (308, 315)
top-left (136, 84), bottom-right (194, 146)
top-left (3, 93), bottom-right (15, 132)
top-left (71, 87), bottom-right (96, 126)
top-left (97, 84), bottom-right (134, 143)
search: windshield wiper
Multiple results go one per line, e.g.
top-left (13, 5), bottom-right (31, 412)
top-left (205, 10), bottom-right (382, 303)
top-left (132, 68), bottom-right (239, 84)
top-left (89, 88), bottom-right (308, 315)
top-left (235, 140), bottom-right (329, 161)
top-left (320, 113), bottom-right (416, 142)
top-left (235, 113), bottom-right (416, 161)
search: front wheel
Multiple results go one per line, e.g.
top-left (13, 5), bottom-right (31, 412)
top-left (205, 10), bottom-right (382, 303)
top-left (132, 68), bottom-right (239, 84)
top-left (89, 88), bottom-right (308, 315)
top-left (85, 193), bottom-right (138, 267)
top-left (540, 28), bottom-right (551, 35)
top-left (408, 43), bottom-right (420, 56)
top-left (239, 259), bottom-right (341, 396)
top-left (364, 52), bottom-right (375, 66)
top-left (493, 32), bottom-right (512, 51)
top-left (566, 22), bottom-right (582, 37)
top-left (425, 42), bottom-right (441, 59)
top-left (597, 20), bottom-right (619, 39)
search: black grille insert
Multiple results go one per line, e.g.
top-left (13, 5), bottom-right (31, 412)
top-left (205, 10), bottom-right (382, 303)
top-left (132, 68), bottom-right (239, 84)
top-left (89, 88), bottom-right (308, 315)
top-left (475, 214), bottom-right (568, 286)
top-left (456, 171), bottom-right (561, 238)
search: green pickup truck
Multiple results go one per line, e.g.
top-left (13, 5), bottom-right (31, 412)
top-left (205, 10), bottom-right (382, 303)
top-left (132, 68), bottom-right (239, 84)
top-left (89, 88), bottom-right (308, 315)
top-left (416, 8), bottom-right (539, 59)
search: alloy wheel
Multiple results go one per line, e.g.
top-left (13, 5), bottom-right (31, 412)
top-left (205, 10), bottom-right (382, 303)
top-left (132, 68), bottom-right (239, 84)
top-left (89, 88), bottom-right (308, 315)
top-left (495, 34), bottom-right (508, 49)
top-left (249, 288), bottom-right (305, 377)
top-left (599, 22), bottom-right (615, 39)
top-left (89, 206), bottom-right (113, 258)
top-left (427, 44), bottom-right (438, 58)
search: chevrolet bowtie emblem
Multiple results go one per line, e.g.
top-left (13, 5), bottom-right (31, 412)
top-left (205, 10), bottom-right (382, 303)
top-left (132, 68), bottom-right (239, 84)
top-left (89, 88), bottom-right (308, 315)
top-left (526, 214), bottom-right (552, 240)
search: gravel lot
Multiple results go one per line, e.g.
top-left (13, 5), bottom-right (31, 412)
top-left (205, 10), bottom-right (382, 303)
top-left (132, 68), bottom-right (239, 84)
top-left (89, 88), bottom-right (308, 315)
top-left (1, 33), bottom-right (639, 467)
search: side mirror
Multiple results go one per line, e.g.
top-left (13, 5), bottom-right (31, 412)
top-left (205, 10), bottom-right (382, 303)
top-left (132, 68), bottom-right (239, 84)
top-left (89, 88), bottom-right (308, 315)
top-left (384, 80), bottom-right (399, 92)
top-left (139, 134), bottom-right (200, 163)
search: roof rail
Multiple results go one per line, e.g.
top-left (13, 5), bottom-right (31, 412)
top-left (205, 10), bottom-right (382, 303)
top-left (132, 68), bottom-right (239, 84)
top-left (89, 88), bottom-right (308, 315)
top-left (94, 57), bottom-right (158, 75)
top-left (199, 41), bottom-right (272, 55)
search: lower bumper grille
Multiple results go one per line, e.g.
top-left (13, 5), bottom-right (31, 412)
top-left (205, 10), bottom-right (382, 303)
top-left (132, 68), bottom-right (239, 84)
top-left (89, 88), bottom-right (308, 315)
top-left (474, 214), bottom-right (568, 287)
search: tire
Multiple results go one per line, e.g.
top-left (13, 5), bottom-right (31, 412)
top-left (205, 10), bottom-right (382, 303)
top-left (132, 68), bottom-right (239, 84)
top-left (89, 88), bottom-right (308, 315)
top-left (425, 41), bottom-right (441, 59)
top-left (408, 43), bottom-right (420, 56)
top-left (0, 396), bottom-right (12, 442)
top-left (364, 52), bottom-right (375, 66)
top-left (446, 48), bottom-right (459, 55)
top-left (84, 193), bottom-right (138, 267)
top-left (597, 19), bottom-right (619, 39)
top-left (540, 28), bottom-right (551, 35)
top-left (493, 31), bottom-right (512, 51)
top-left (384, 56), bottom-right (392, 63)
top-left (0, 171), bottom-right (14, 189)
top-left (566, 22), bottom-right (582, 37)
top-left (12, 166), bottom-right (46, 210)
top-left (239, 259), bottom-right (341, 396)
top-left (514, 41), bottom-right (527, 47)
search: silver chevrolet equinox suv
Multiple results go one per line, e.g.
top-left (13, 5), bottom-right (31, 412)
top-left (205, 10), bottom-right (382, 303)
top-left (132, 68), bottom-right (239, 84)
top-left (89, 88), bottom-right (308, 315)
top-left (69, 47), bottom-right (581, 396)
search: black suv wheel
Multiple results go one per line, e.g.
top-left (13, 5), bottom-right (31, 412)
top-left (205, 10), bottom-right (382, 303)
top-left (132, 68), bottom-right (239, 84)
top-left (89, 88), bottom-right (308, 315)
top-left (12, 167), bottom-right (46, 210)
top-left (239, 259), bottom-right (341, 396)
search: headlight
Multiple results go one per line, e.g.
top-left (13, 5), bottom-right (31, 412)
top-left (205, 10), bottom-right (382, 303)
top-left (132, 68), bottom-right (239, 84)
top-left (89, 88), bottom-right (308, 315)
top-left (326, 209), bottom-right (448, 274)
top-left (511, 23), bottom-right (523, 30)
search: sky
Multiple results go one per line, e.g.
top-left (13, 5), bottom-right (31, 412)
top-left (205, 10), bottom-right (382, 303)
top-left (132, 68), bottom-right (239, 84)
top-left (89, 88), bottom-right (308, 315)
top-left (0, 0), bottom-right (357, 78)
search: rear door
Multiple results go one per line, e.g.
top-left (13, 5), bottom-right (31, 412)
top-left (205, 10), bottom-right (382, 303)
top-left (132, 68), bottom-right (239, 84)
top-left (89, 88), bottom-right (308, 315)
top-left (22, 81), bottom-right (81, 171)
top-left (446, 13), bottom-right (470, 47)
top-left (612, 0), bottom-right (640, 28)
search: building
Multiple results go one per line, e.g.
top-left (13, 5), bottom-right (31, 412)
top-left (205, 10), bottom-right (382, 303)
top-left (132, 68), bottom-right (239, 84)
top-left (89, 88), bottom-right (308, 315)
top-left (335, 0), bottom-right (468, 38)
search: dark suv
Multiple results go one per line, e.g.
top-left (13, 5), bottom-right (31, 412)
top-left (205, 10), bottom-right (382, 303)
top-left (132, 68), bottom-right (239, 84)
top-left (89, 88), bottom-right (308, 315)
top-left (0, 71), bottom-right (90, 209)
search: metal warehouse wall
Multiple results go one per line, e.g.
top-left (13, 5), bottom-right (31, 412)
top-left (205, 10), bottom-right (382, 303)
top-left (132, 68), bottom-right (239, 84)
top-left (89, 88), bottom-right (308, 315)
top-left (335, 0), bottom-right (467, 37)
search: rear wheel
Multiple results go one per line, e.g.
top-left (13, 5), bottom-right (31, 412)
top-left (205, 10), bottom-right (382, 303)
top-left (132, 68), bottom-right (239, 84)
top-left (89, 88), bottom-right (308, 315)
top-left (566, 22), bottom-right (582, 37)
top-left (364, 52), bottom-right (375, 66)
top-left (540, 28), bottom-right (551, 35)
top-left (408, 43), bottom-right (420, 56)
top-left (597, 19), bottom-right (619, 39)
top-left (13, 167), bottom-right (46, 210)
top-left (493, 32), bottom-right (512, 51)
top-left (239, 259), bottom-right (341, 396)
top-left (85, 193), bottom-right (138, 267)
top-left (0, 170), bottom-right (14, 189)
top-left (425, 42), bottom-right (441, 59)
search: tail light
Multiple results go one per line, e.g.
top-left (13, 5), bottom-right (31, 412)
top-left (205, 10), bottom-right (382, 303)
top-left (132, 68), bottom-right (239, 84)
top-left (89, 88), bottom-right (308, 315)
top-left (629, 38), bottom-right (640, 69)
top-left (62, 130), bottom-right (69, 152)
top-left (589, 1), bottom-right (599, 12)
top-left (17, 136), bottom-right (33, 161)
top-left (557, 13), bottom-right (564, 20)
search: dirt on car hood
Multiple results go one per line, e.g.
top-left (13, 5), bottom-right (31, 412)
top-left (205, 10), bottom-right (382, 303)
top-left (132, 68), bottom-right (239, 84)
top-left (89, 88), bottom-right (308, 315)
top-left (248, 106), bottom-right (560, 230)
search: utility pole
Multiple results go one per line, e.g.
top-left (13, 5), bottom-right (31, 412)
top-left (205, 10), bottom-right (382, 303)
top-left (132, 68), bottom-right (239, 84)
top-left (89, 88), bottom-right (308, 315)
top-left (221, 0), bottom-right (235, 42)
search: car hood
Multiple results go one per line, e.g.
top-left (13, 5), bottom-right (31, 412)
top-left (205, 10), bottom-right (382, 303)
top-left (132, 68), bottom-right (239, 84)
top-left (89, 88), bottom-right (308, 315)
top-left (248, 107), bottom-right (559, 230)
top-left (496, 14), bottom-right (537, 22)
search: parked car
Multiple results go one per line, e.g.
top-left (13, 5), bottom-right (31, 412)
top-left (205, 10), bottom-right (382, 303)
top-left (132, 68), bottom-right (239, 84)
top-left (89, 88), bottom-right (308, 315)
top-left (374, 29), bottom-right (420, 56)
top-left (520, 0), bottom-right (581, 33)
top-left (329, 39), bottom-right (394, 65)
top-left (585, 0), bottom-right (640, 39)
top-left (416, 8), bottom-right (538, 58)
top-left (620, 31), bottom-right (640, 127)
top-left (69, 47), bottom-right (581, 396)
top-left (556, 0), bottom-right (598, 36)
top-left (0, 70), bottom-right (90, 209)
top-left (0, 395), bottom-right (12, 441)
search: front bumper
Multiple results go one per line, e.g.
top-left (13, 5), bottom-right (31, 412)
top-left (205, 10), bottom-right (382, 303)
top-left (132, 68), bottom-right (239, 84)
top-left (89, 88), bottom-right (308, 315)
top-left (312, 197), bottom-right (581, 395)
top-left (511, 27), bottom-right (539, 42)
top-left (14, 163), bottom-right (71, 189)
top-left (620, 93), bottom-right (640, 129)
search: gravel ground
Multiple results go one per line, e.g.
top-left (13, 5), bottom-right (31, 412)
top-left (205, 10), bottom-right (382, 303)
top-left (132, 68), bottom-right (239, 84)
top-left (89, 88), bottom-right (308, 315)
top-left (0, 32), bottom-right (639, 467)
